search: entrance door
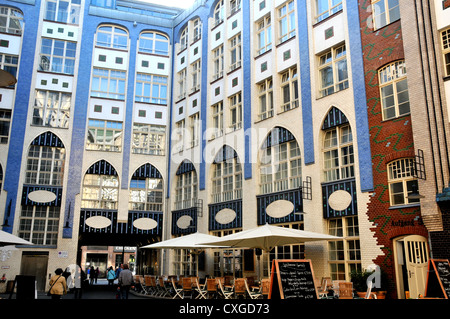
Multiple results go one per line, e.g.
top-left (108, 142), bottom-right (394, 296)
top-left (20, 252), bottom-right (49, 291)
top-left (394, 235), bottom-right (429, 299)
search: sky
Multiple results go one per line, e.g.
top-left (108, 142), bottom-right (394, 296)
top-left (141, 0), bottom-right (196, 9)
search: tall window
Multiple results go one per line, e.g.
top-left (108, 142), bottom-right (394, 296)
top-left (256, 15), bottom-right (272, 56)
top-left (323, 124), bottom-right (354, 182)
top-left (174, 120), bottom-right (185, 152)
top-left (135, 73), bottom-right (167, 104)
top-left (212, 45), bottom-right (224, 80)
top-left (189, 113), bottom-right (199, 147)
top-left (229, 34), bottom-right (242, 71)
top-left (328, 216), bottom-right (361, 281)
top-left (0, 54), bottom-right (18, 87)
top-left (387, 158), bottom-right (420, 206)
top-left (96, 25), bottom-right (128, 50)
top-left (211, 102), bottom-right (223, 138)
top-left (44, 0), bottom-right (80, 24)
top-left (39, 38), bottom-right (76, 75)
top-left (139, 32), bottom-right (169, 55)
top-left (259, 135), bottom-right (302, 194)
top-left (86, 119), bottom-right (123, 152)
top-left (278, 1), bottom-right (296, 44)
top-left (179, 26), bottom-right (188, 51)
top-left (0, 109), bottom-right (11, 144)
top-left (318, 44), bottom-right (348, 97)
top-left (214, 0), bottom-right (224, 26)
top-left (229, 92), bottom-right (242, 131)
top-left (81, 172), bottom-right (119, 209)
top-left (174, 169), bottom-right (198, 210)
top-left (372, 0), bottom-right (400, 30)
top-left (315, 0), bottom-right (342, 23)
top-left (280, 67), bottom-right (299, 112)
top-left (129, 176), bottom-right (163, 211)
top-left (191, 60), bottom-right (201, 92)
top-left (18, 206), bottom-right (60, 245)
top-left (211, 155), bottom-right (242, 203)
top-left (258, 78), bottom-right (273, 121)
top-left (0, 6), bottom-right (24, 34)
top-left (230, 0), bottom-right (241, 15)
top-left (91, 68), bottom-right (126, 100)
top-left (132, 123), bottom-right (165, 155)
top-left (441, 28), bottom-right (450, 77)
top-left (33, 90), bottom-right (71, 128)
top-left (193, 18), bottom-right (202, 42)
top-left (378, 60), bottom-right (410, 120)
top-left (25, 145), bottom-right (65, 186)
top-left (177, 68), bottom-right (187, 100)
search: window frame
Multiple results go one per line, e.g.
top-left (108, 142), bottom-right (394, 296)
top-left (25, 144), bottom-right (66, 186)
top-left (129, 176), bottom-right (164, 211)
top-left (211, 156), bottom-right (242, 203)
top-left (32, 90), bottom-right (71, 128)
top-left (0, 6), bottom-right (24, 34)
top-left (441, 28), bottom-right (450, 77)
top-left (371, 0), bottom-right (400, 30)
top-left (86, 119), bottom-right (123, 152)
top-left (212, 45), bottom-right (224, 81)
top-left (44, 0), bottom-right (80, 25)
top-left (132, 123), bottom-right (165, 155)
top-left (314, 0), bottom-right (343, 23)
top-left (96, 25), bottom-right (128, 50)
top-left (211, 101), bottom-right (224, 139)
top-left (277, 0), bottom-right (296, 44)
top-left (135, 73), bottom-right (168, 105)
top-left (229, 33), bottom-right (242, 72)
top-left (81, 173), bottom-right (119, 209)
top-left (174, 169), bottom-right (198, 210)
top-left (280, 66), bottom-right (299, 112)
top-left (18, 206), bottom-right (60, 246)
top-left (39, 38), bottom-right (77, 75)
top-left (387, 158), bottom-right (420, 207)
top-left (318, 44), bottom-right (349, 98)
top-left (229, 92), bottom-right (242, 132)
top-left (139, 31), bottom-right (169, 55)
top-left (257, 78), bottom-right (274, 121)
top-left (91, 68), bottom-right (126, 100)
top-left (256, 15), bottom-right (272, 56)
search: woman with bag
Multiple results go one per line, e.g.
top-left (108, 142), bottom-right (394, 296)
top-left (107, 266), bottom-right (116, 286)
top-left (48, 268), bottom-right (67, 299)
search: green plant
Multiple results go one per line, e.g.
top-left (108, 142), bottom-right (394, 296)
top-left (350, 269), bottom-right (374, 292)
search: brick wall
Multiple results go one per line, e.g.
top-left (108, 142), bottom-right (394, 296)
top-left (358, 1), bottom-right (429, 298)
top-left (444, 0), bottom-right (450, 10)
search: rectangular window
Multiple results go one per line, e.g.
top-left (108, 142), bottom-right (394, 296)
top-left (177, 68), bottom-right (187, 100)
top-left (280, 67), bottom-right (299, 112)
top-left (212, 45), bottom-right (224, 81)
top-left (229, 34), bottom-right (242, 71)
top-left (315, 0), bottom-right (343, 23)
top-left (86, 119), bottom-right (123, 152)
top-left (91, 68), bottom-right (126, 100)
top-left (135, 73), bottom-right (168, 104)
top-left (229, 92), bottom-right (242, 131)
top-left (211, 102), bottom-right (223, 138)
top-left (388, 158), bottom-right (419, 206)
top-left (372, 0), bottom-right (400, 30)
top-left (278, 1), bottom-right (296, 44)
top-left (318, 44), bottom-right (348, 97)
top-left (0, 54), bottom-right (19, 86)
top-left (19, 206), bottom-right (60, 245)
top-left (174, 120), bottom-right (185, 152)
top-left (33, 90), bottom-right (71, 128)
top-left (132, 123), bottom-right (165, 155)
top-left (442, 28), bottom-right (450, 77)
top-left (191, 60), bottom-right (201, 92)
top-left (379, 60), bottom-right (410, 120)
top-left (256, 15), bottom-right (272, 56)
top-left (39, 38), bottom-right (76, 75)
top-left (189, 113), bottom-right (199, 148)
top-left (258, 78), bottom-right (273, 121)
top-left (0, 109), bottom-right (11, 144)
top-left (44, 0), bottom-right (80, 24)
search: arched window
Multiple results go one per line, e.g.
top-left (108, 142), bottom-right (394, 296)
top-left (0, 6), bottom-right (23, 35)
top-left (259, 127), bottom-right (301, 194)
top-left (387, 158), bottom-right (419, 206)
top-left (25, 133), bottom-right (65, 186)
top-left (180, 26), bottom-right (188, 51)
top-left (378, 60), bottom-right (410, 120)
top-left (96, 25), bottom-right (128, 50)
top-left (81, 161), bottom-right (119, 209)
top-left (214, 0), bottom-right (224, 26)
top-left (129, 164), bottom-right (163, 212)
top-left (211, 146), bottom-right (242, 203)
top-left (139, 31), bottom-right (169, 55)
top-left (192, 18), bottom-right (202, 42)
top-left (174, 161), bottom-right (198, 210)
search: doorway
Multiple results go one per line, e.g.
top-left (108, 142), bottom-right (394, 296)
top-left (394, 235), bottom-right (429, 299)
top-left (20, 252), bottom-right (49, 291)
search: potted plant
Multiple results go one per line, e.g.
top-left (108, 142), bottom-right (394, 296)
top-left (350, 269), bottom-right (374, 297)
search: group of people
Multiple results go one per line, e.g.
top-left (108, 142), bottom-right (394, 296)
top-left (47, 263), bottom-right (134, 299)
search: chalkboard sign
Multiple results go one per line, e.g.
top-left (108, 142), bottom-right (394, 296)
top-left (425, 259), bottom-right (450, 299)
top-left (269, 259), bottom-right (318, 299)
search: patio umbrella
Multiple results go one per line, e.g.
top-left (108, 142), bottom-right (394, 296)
top-left (198, 223), bottom-right (341, 252)
top-left (141, 232), bottom-right (228, 275)
top-left (0, 230), bottom-right (33, 247)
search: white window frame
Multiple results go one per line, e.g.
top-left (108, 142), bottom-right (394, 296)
top-left (192, 18), bottom-right (202, 42)
top-left (212, 45), bottom-right (224, 81)
top-left (135, 73), bottom-right (168, 105)
top-left (0, 6), bottom-right (24, 34)
top-left (257, 78), bottom-right (274, 121)
top-left (81, 173), bottom-right (119, 209)
top-left (214, 0), bottom-right (224, 27)
top-left (314, 0), bottom-right (343, 23)
top-left (229, 92), bottom-right (242, 132)
top-left (318, 44), bottom-right (349, 97)
top-left (372, 0), bottom-right (400, 30)
top-left (91, 68), bottom-right (126, 100)
top-left (256, 15), bottom-right (272, 56)
top-left (211, 157), bottom-right (242, 203)
top-left (86, 119), bottom-right (123, 152)
top-left (39, 38), bottom-right (77, 75)
top-left (25, 144), bottom-right (65, 186)
top-left (229, 34), bottom-right (242, 71)
top-left (278, 0), bottom-right (296, 44)
top-left (139, 32), bottom-right (169, 55)
top-left (129, 177), bottom-right (163, 211)
top-left (323, 124), bottom-right (354, 182)
top-left (378, 60), bottom-right (410, 120)
top-left (96, 25), bottom-right (128, 50)
top-left (191, 60), bottom-right (201, 93)
top-left (189, 113), bottom-right (200, 148)
top-left (174, 170), bottom-right (198, 210)
top-left (33, 90), bottom-right (71, 128)
top-left (18, 206), bottom-right (60, 245)
top-left (44, 0), bottom-right (80, 25)
top-left (441, 28), bottom-right (450, 77)
top-left (132, 123), bottom-right (165, 155)
top-left (211, 101), bottom-right (223, 139)
top-left (387, 158), bottom-right (420, 206)
top-left (180, 26), bottom-right (188, 51)
top-left (280, 67), bottom-right (299, 112)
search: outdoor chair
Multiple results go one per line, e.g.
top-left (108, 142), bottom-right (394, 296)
top-left (158, 276), bottom-right (171, 297)
top-left (218, 279), bottom-right (233, 299)
top-left (194, 277), bottom-right (207, 299)
top-left (142, 275), bottom-right (154, 295)
top-left (260, 279), bottom-right (270, 298)
top-left (182, 277), bottom-right (194, 299)
top-left (171, 277), bottom-right (183, 299)
top-left (244, 279), bottom-right (262, 299)
top-left (206, 278), bottom-right (218, 299)
top-left (317, 278), bottom-right (329, 299)
top-left (149, 276), bottom-right (158, 296)
top-left (337, 282), bottom-right (354, 299)
top-left (234, 278), bottom-right (246, 299)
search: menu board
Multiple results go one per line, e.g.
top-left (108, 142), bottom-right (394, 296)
top-left (425, 259), bottom-right (450, 299)
top-left (269, 259), bottom-right (318, 299)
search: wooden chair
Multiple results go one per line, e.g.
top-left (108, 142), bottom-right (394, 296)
top-left (182, 277), bottom-right (194, 299)
top-left (234, 278), bottom-right (246, 299)
top-left (317, 277), bottom-right (329, 298)
top-left (218, 279), bottom-right (233, 299)
top-left (245, 279), bottom-right (262, 299)
top-left (260, 279), bottom-right (270, 299)
top-left (194, 277), bottom-right (207, 299)
top-left (206, 278), bottom-right (218, 299)
top-left (171, 277), bottom-right (183, 299)
top-left (337, 282), bottom-right (354, 299)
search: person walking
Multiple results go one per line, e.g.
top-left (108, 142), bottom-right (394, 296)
top-left (118, 264), bottom-right (133, 299)
top-left (107, 266), bottom-right (115, 286)
top-left (48, 268), bottom-right (67, 300)
top-left (89, 266), bottom-right (95, 285)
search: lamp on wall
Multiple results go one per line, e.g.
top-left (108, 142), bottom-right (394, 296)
top-left (63, 202), bottom-right (72, 229)
top-left (407, 182), bottom-right (425, 200)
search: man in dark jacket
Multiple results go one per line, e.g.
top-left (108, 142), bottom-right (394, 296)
top-left (118, 263), bottom-right (133, 299)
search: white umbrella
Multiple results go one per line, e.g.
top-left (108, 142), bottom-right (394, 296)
top-left (142, 232), bottom-right (228, 276)
top-left (0, 230), bottom-right (33, 247)
top-left (198, 224), bottom-right (341, 252)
